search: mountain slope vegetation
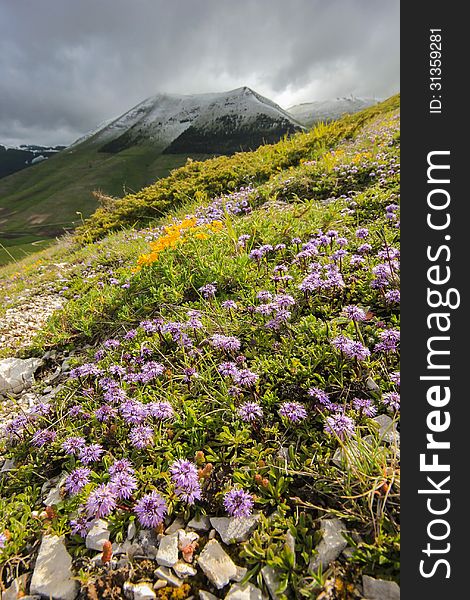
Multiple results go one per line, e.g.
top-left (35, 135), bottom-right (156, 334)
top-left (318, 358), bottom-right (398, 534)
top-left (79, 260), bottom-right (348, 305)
top-left (0, 95), bottom-right (400, 599)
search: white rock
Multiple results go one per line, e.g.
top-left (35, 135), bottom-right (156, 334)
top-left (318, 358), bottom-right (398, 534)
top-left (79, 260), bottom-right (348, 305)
top-left (178, 529), bottom-right (199, 550)
top-left (166, 516), bottom-right (186, 534)
top-left (0, 357), bottom-right (42, 396)
top-left (188, 515), bottom-right (211, 531)
top-left (309, 518), bottom-right (347, 572)
top-left (172, 560), bottom-right (198, 578)
top-left (127, 521), bottom-right (137, 540)
top-left (156, 531), bottom-right (179, 567)
top-left (86, 519), bottom-right (110, 551)
top-left (30, 535), bottom-right (79, 600)
top-left (261, 566), bottom-right (281, 600)
top-left (154, 566), bottom-right (183, 588)
top-left (124, 582), bottom-right (157, 599)
top-left (43, 473), bottom-right (67, 506)
top-left (197, 539), bottom-right (239, 589)
top-left (154, 579), bottom-right (168, 590)
top-left (2, 573), bottom-right (29, 600)
top-left (199, 592), bottom-right (220, 600)
top-left (225, 583), bottom-right (265, 599)
top-left (362, 575), bottom-right (400, 600)
top-left (210, 514), bottom-right (261, 544)
top-left (372, 415), bottom-right (399, 445)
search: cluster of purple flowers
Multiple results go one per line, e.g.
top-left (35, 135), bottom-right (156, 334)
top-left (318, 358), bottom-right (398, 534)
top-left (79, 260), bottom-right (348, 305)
top-left (374, 328), bottom-right (400, 353)
top-left (238, 402), bottom-right (263, 423)
top-left (324, 413), bottom-right (356, 439)
top-left (279, 401), bottom-right (307, 423)
top-left (170, 459), bottom-right (202, 505)
top-left (195, 186), bottom-right (253, 224)
top-left (217, 362), bottom-right (259, 387)
top-left (299, 263), bottom-right (345, 293)
top-left (331, 335), bottom-right (371, 361)
top-left (210, 334), bottom-right (241, 352)
top-left (223, 488), bottom-right (254, 518)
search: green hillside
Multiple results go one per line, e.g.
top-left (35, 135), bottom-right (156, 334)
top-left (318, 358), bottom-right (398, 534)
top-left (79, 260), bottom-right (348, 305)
top-left (0, 96), bottom-right (400, 598)
top-left (0, 140), bottom-right (208, 261)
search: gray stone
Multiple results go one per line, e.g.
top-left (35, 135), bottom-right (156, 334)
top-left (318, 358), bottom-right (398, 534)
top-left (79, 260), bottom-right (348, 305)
top-left (199, 592), bottom-right (219, 600)
top-left (232, 566), bottom-right (248, 583)
top-left (210, 514), bottom-right (261, 544)
top-left (156, 531), bottom-right (179, 567)
top-left (188, 515), bottom-right (211, 531)
top-left (113, 539), bottom-right (133, 555)
top-left (154, 566), bottom-right (183, 588)
top-left (0, 357), bottom-right (42, 396)
top-left (372, 415), bottom-right (399, 445)
top-left (2, 573), bottom-right (30, 600)
top-left (197, 539), bottom-right (240, 589)
top-left (86, 519), bottom-right (110, 551)
top-left (166, 516), bottom-right (186, 534)
top-left (285, 531), bottom-right (295, 557)
top-left (30, 535), bottom-right (79, 600)
top-left (225, 583), bottom-right (265, 600)
top-left (332, 442), bottom-right (360, 468)
top-left (172, 560), bottom-right (198, 578)
top-left (127, 521), bottom-right (137, 540)
top-left (261, 566), bottom-right (282, 600)
top-left (309, 518), bottom-right (347, 572)
top-left (137, 529), bottom-right (159, 558)
top-left (178, 529), bottom-right (199, 549)
top-left (366, 377), bottom-right (380, 392)
top-left (124, 581), bottom-right (157, 599)
top-left (43, 473), bottom-right (67, 506)
top-left (362, 575), bottom-right (400, 600)
top-left (154, 580), bottom-right (168, 590)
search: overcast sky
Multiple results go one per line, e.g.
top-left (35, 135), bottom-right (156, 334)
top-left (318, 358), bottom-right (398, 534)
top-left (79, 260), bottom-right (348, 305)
top-left (0, 0), bottom-right (399, 146)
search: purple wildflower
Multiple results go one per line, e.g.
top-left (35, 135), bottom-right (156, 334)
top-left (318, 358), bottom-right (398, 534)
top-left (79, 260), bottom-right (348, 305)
top-left (129, 425), bottom-right (154, 449)
top-left (65, 467), bottom-right (91, 495)
top-left (147, 401), bottom-right (174, 420)
top-left (95, 405), bottom-right (118, 422)
top-left (210, 334), bottom-right (241, 352)
top-left (279, 402), bottom-right (307, 423)
top-left (170, 459), bottom-right (199, 488)
top-left (175, 478), bottom-right (202, 505)
top-left (341, 305), bottom-right (367, 322)
top-left (222, 300), bottom-right (238, 310)
top-left (385, 290), bottom-right (401, 303)
top-left (110, 472), bottom-right (138, 500)
top-left (32, 429), bottom-right (57, 448)
top-left (199, 283), bottom-right (217, 299)
top-left (70, 515), bottom-right (94, 538)
top-left (108, 459), bottom-right (135, 477)
top-left (86, 484), bottom-right (117, 518)
top-left (238, 402), bottom-right (263, 422)
top-left (134, 491), bottom-right (168, 528)
top-left (382, 392), bottom-right (400, 411)
top-left (79, 444), bottom-right (104, 465)
top-left (356, 228), bottom-right (369, 239)
top-left (223, 488), bottom-right (254, 518)
top-left (352, 398), bottom-right (377, 417)
top-left (233, 369), bottom-right (259, 387)
top-left (325, 413), bottom-right (356, 439)
top-left (308, 387), bottom-right (331, 407)
top-left (62, 436), bottom-right (86, 456)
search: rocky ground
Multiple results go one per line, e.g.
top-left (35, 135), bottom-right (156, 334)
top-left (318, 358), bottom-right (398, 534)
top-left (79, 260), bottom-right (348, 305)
top-left (1, 354), bottom-right (400, 600)
top-left (0, 292), bottom-right (64, 352)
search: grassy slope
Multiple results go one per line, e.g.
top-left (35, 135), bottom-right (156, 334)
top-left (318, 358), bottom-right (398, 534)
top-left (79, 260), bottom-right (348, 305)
top-left (0, 139), bottom-right (209, 263)
top-left (0, 98), bottom-right (400, 597)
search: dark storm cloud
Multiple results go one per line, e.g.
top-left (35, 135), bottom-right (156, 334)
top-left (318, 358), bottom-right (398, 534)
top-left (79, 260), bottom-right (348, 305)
top-left (0, 0), bottom-right (399, 146)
